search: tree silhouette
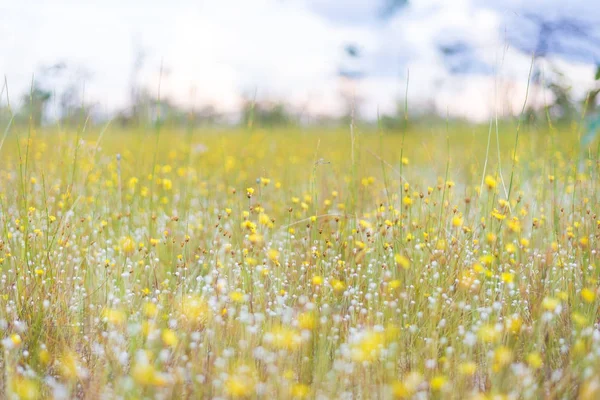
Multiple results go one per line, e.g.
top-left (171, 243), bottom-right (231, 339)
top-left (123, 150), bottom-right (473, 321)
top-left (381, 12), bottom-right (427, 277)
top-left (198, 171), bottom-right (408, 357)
top-left (509, 13), bottom-right (600, 121)
top-left (507, 13), bottom-right (600, 63)
top-left (380, 0), bottom-right (408, 19)
top-left (19, 83), bottom-right (51, 127)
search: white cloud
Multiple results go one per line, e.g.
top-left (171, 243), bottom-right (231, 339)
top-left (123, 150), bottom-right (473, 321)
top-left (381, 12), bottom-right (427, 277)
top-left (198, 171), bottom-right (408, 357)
top-left (151, 0), bottom-right (374, 114)
top-left (0, 0), bottom-right (596, 122)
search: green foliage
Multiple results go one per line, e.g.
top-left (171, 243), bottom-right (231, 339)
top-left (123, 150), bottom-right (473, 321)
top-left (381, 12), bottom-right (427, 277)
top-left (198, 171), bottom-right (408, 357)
top-left (241, 100), bottom-right (294, 128)
top-left (18, 84), bottom-right (51, 127)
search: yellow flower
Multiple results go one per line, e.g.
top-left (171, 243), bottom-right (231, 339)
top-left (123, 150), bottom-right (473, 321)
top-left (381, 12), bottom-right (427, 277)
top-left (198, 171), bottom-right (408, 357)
top-left (246, 234), bottom-right (263, 247)
top-left (478, 324), bottom-right (500, 343)
top-left (359, 219), bottom-right (372, 229)
top-left (102, 308), bottom-right (126, 326)
top-left (350, 330), bottom-right (385, 363)
top-left (493, 346), bottom-right (513, 371)
top-left (579, 379), bottom-right (600, 400)
top-left (480, 254), bottom-right (494, 265)
top-left (391, 381), bottom-right (409, 398)
top-left (501, 272), bottom-right (514, 283)
top-left (143, 302), bottom-right (157, 317)
top-left (393, 372), bottom-right (423, 398)
top-left (179, 296), bottom-right (210, 325)
top-left (131, 361), bottom-right (168, 387)
top-left (430, 375), bottom-right (447, 391)
top-left (542, 297), bottom-right (560, 311)
top-left (298, 313), bottom-right (315, 330)
top-left (226, 373), bottom-right (254, 398)
top-left (361, 176), bottom-right (375, 186)
top-left (291, 383), bottom-right (310, 398)
top-left (161, 329), bottom-right (178, 348)
top-left (389, 279), bottom-right (402, 290)
top-left (312, 275), bottom-right (323, 286)
top-left (241, 220), bottom-right (257, 232)
top-left (259, 213), bottom-right (273, 227)
top-left (394, 254), bottom-right (410, 269)
top-left (484, 175), bottom-right (497, 189)
top-left (268, 326), bottom-right (301, 350)
top-left (121, 236), bottom-right (136, 256)
top-left (38, 348), bottom-right (51, 366)
top-left (526, 352), bottom-right (543, 369)
top-left (128, 176), bottom-right (139, 189)
top-left (268, 249), bottom-right (280, 265)
top-left (582, 288), bottom-right (596, 303)
top-left (10, 333), bottom-right (22, 347)
top-left (452, 216), bottom-right (463, 227)
top-left (331, 279), bottom-right (345, 292)
top-left (507, 218), bottom-right (521, 233)
top-left (10, 377), bottom-right (39, 400)
top-left (459, 361), bottom-right (477, 376)
top-left (246, 187), bottom-right (255, 197)
top-left (572, 312), bottom-right (588, 327)
top-left (230, 291), bottom-right (245, 303)
top-left (491, 209), bottom-right (506, 221)
top-left (506, 316), bottom-right (522, 334)
top-left (58, 351), bottom-right (85, 381)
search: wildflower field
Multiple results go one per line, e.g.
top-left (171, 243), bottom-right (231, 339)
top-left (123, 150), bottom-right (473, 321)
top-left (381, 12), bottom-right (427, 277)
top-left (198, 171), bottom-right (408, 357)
top-left (1, 122), bottom-right (599, 399)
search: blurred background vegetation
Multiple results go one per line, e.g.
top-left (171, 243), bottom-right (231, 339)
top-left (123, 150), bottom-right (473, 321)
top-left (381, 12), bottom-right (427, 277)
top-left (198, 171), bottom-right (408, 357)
top-left (1, 0), bottom-right (599, 134)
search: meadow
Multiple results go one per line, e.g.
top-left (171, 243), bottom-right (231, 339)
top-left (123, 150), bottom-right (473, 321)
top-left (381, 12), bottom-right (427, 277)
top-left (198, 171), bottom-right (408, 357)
top-left (0, 121), bottom-right (599, 399)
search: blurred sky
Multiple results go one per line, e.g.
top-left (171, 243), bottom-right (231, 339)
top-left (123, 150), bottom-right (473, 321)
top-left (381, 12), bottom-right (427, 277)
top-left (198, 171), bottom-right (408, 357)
top-left (1, 0), bottom-right (598, 121)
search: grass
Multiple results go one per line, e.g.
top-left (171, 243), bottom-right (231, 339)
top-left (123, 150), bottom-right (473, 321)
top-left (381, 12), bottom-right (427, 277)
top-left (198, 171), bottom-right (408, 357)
top-left (0, 122), bottom-right (599, 399)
